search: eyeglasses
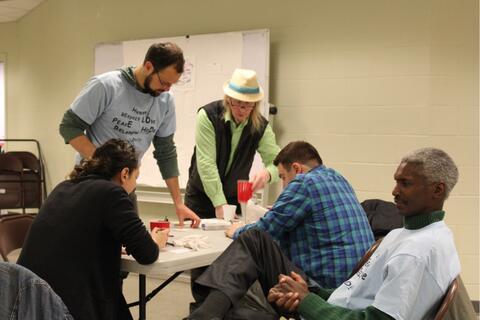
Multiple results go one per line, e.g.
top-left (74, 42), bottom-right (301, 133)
top-left (155, 71), bottom-right (173, 88)
top-left (229, 97), bottom-right (255, 110)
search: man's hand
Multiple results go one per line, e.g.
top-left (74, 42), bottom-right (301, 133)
top-left (176, 203), bottom-right (201, 228)
top-left (151, 227), bottom-right (169, 248)
top-left (279, 272), bottom-right (309, 301)
top-left (268, 272), bottom-right (309, 312)
top-left (225, 222), bottom-right (244, 238)
top-left (164, 177), bottom-right (200, 228)
top-left (268, 286), bottom-right (300, 313)
top-left (251, 169), bottom-right (271, 191)
top-left (267, 285), bottom-right (287, 303)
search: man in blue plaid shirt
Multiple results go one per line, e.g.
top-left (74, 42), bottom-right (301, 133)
top-left (225, 141), bottom-right (374, 288)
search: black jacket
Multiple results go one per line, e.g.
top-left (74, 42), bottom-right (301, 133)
top-left (18, 175), bottom-right (159, 320)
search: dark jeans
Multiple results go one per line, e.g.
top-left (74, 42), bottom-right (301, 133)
top-left (195, 228), bottom-right (308, 317)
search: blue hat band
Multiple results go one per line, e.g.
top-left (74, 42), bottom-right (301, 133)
top-left (228, 82), bottom-right (260, 94)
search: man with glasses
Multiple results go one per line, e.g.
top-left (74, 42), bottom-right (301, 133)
top-left (60, 42), bottom-right (200, 227)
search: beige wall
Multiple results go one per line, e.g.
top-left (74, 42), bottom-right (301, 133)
top-left (0, 0), bottom-right (477, 299)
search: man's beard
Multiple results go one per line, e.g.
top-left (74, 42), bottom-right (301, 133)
top-left (143, 73), bottom-right (161, 97)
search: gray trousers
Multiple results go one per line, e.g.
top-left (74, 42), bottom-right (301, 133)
top-left (195, 228), bottom-right (311, 319)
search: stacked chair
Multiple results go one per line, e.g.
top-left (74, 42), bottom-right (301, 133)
top-left (0, 139), bottom-right (46, 262)
top-left (0, 139), bottom-right (46, 214)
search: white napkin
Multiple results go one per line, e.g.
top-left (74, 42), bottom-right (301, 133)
top-left (173, 234), bottom-right (211, 251)
top-left (246, 201), bottom-right (268, 223)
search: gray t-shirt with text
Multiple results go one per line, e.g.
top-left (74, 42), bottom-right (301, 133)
top-left (70, 70), bottom-right (176, 160)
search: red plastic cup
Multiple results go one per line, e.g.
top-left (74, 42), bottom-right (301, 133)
top-left (237, 180), bottom-right (253, 203)
top-left (149, 220), bottom-right (170, 231)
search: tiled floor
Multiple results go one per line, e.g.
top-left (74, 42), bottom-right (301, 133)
top-left (123, 274), bottom-right (193, 319)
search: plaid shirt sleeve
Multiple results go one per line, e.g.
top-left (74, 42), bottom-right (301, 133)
top-left (233, 178), bottom-right (313, 241)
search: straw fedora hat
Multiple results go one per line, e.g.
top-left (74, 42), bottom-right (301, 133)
top-left (223, 68), bottom-right (264, 102)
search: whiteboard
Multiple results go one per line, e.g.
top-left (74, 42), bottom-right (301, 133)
top-left (95, 29), bottom-right (270, 188)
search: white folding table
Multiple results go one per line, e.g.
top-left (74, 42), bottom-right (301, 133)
top-left (121, 228), bottom-right (232, 320)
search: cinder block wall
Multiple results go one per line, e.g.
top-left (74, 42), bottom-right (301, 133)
top-left (0, 0), bottom-right (477, 299)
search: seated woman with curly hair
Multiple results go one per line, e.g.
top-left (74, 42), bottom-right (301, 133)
top-left (18, 139), bottom-right (168, 320)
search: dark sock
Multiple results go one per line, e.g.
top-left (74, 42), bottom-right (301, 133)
top-left (188, 289), bottom-right (231, 320)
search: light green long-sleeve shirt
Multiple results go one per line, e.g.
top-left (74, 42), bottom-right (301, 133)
top-left (195, 108), bottom-right (280, 207)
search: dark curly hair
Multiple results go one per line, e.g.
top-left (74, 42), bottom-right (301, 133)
top-left (69, 139), bottom-right (138, 180)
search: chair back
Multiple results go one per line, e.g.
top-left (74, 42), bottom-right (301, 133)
top-left (0, 153), bottom-right (23, 173)
top-left (5, 151), bottom-right (40, 172)
top-left (442, 276), bottom-right (477, 320)
top-left (361, 199), bottom-right (403, 239)
top-left (349, 237), bottom-right (383, 277)
top-left (0, 154), bottom-right (24, 209)
top-left (0, 152), bottom-right (43, 210)
top-left (0, 214), bottom-right (34, 261)
top-left (434, 277), bottom-right (459, 320)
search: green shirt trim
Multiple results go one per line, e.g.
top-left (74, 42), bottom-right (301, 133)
top-left (298, 292), bottom-right (394, 320)
top-left (152, 135), bottom-right (180, 180)
top-left (404, 210), bottom-right (445, 230)
top-left (59, 109), bottom-right (90, 143)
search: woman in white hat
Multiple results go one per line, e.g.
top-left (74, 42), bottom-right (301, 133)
top-left (184, 68), bottom-right (280, 220)
top-left (185, 68), bottom-right (280, 308)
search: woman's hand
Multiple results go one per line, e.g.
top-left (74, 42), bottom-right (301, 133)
top-left (215, 206), bottom-right (224, 219)
top-left (151, 227), bottom-right (170, 248)
top-left (251, 169), bottom-right (271, 191)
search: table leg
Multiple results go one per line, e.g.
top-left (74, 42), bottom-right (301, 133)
top-left (127, 271), bottom-right (184, 319)
top-left (139, 274), bottom-right (146, 320)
